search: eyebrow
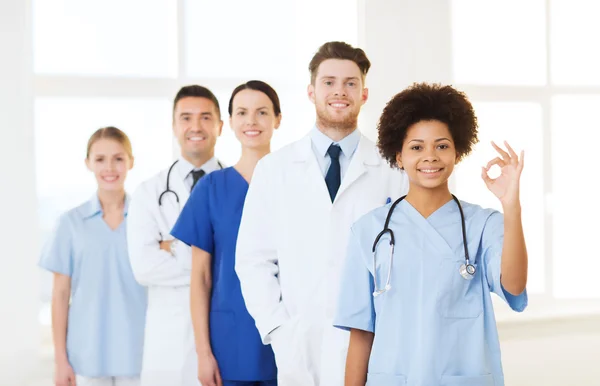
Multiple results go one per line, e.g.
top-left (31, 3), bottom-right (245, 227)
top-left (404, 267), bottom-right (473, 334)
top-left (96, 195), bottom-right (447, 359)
top-left (408, 138), bottom-right (452, 143)
top-left (179, 111), bottom-right (213, 117)
top-left (320, 76), bottom-right (360, 82)
top-left (94, 152), bottom-right (125, 157)
top-left (236, 106), bottom-right (269, 111)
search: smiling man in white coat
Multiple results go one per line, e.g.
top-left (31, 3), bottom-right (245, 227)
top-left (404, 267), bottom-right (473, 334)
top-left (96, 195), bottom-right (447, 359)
top-left (235, 42), bottom-right (408, 386)
top-left (127, 85), bottom-right (224, 386)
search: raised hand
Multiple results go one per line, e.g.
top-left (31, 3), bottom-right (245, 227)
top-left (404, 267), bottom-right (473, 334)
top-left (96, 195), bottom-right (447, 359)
top-left (481, 141), bottom-right (525, 208)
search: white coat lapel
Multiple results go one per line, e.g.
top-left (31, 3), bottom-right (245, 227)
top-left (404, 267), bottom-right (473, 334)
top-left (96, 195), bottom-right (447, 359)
top-left (291, 135), bottom-right (332, 207)
top-left (335, 135), bottom-right (380, 203)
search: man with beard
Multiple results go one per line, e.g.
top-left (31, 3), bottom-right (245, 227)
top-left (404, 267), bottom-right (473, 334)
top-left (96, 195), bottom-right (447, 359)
top-left (235, 42), bottom-right (408, 386)
top-left (127, 85), bottom-right (224, 386)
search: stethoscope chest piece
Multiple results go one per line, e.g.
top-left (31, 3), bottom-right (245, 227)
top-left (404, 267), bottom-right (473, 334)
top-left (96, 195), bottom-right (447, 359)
top-left (459, 262), bottom-right (476, 280)
top-left (373, 283), bottom-right (391, 298)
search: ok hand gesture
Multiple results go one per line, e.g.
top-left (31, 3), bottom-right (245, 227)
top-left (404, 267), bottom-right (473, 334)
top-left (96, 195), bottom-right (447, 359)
top-left (481, 141), bottom-right (525, 208)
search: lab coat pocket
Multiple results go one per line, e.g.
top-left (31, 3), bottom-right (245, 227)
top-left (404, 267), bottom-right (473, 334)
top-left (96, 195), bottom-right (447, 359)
top-left (437, 259), bottom-right (483, 319)
top-left (440, 373), bottom-right (495, 386)
top-left (366, 372), bottom-right (407, 386)
top-left (269, 317), bottom-right (302, 373)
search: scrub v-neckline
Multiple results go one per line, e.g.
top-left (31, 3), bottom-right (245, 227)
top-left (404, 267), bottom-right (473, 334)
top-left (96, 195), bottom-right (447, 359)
top-left (231, 167), bottom-right (250, 188)
top-left (403, 198), bottom-right (457, 222)
top-left (101, 215), bottom-right (125, 232)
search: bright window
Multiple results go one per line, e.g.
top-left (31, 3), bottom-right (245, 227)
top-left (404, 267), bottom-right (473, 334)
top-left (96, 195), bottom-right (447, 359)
top-left (551, 95), bottom-right (600, 298)
top-left (33, 0), bottom-right (178, 77)
top-left (451, 0), bottom-right (600, 300)
top-left (550, 0), bottom-right (600, 86)
top-left (451, 0), bottom-right (547, 86)
top-left (34, 97), bottom-right (172, 228)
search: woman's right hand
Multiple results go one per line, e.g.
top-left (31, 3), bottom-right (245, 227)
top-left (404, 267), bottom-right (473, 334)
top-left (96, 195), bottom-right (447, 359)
top-left (55, 359), bottom-right (76, 386)
top-left (197, 351), bottom-right (222, 386)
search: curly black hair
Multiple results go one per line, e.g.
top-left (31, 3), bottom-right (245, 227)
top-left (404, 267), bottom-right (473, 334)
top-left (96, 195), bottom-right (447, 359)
top-left (376, 83), bottom-right (479, 168)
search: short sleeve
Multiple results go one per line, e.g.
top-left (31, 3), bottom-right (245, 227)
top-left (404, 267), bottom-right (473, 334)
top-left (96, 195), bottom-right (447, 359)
top-left (39, 214), bottom-right (73, 276)
top-left (171, 175), bottom-right (214, 254)
top-left (482, 211), bottom-right (528, 312)
top-left (333, 226), bottom-right (376, 333)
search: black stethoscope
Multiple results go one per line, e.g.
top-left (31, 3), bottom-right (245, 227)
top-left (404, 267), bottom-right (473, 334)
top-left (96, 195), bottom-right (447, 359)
top-left (371, 194), bottom-right (475, 297)
top-left (158, 159), bottom-right (224, 206)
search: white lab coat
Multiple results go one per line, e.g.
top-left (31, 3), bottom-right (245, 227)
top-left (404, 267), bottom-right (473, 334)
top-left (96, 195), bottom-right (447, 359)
top-left (127, 163), bottom-right (199, 386)
top-left (235, 133), bottom-right (408, 386)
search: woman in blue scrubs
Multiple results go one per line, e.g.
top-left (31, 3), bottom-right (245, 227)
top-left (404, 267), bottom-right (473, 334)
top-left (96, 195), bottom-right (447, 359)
top-left (334, 83), bottom-right (528, 386)
top-left (171, 80), bottom-right (281, 386)
top-left (39, 127), bottom-right (147, 386)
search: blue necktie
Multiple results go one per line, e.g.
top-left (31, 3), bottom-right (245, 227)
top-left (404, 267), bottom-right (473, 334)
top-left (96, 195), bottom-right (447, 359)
top-left (325, 144), bottom-right (342, 202)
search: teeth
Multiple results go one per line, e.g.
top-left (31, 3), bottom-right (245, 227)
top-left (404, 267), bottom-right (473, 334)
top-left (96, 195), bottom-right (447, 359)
top-left (103, 176), bottom-right (117, 181)
top-left (420, 169), bottom-right (440, 173)
top-left (189, 137), bottom-right (205, 141)
top-left (244, 131), bottom-right (260, 136)
top-left (330, 103), bottom-right (348, 108)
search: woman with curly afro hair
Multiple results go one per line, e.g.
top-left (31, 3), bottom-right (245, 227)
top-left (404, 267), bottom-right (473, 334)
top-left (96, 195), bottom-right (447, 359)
top-left (334, 83), bottom-right (529, 386)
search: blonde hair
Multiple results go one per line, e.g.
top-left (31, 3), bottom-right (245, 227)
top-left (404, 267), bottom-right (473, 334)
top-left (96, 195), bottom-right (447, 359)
top-left (86, 126), bottom-right (133, 159)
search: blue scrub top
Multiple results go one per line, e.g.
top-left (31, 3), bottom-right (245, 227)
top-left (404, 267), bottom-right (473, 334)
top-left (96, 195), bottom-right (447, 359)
top-left (171, 167), bottom-right (277, 382)
top-left (334, 199), bottom-right (528, 386)
top-left (38, 194), bottom-right (147, 378)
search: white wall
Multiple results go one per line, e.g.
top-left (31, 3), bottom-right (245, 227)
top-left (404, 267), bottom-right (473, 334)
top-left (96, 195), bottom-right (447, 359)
top-left (0, 0), bottom-right (41, 384)
top-left (358, 0), bottom-right (453, 140)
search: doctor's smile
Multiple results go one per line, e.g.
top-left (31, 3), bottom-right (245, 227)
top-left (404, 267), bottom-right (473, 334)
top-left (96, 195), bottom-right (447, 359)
top-left (328, 99), bottom-right (351, 109)
top-left (417, 167), bottom-right (443, 175)
top-left (243, 129), bottom-right (262, 137)
top-left (187, 134), bottom-right (207, 142)
top-left (100, 174), bottom-right (120, 183)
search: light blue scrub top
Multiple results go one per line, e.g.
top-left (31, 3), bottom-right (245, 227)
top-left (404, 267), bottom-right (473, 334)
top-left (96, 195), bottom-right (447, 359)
top-left (334, 199), bottom-right (528, 386)
top-left (39, 195), bottom-right (147, 378)
top-left (171, 167), bottom-right (277, 381)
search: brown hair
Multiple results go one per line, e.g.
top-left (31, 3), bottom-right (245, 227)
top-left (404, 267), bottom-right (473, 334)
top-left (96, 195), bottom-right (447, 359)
top-left (86, 126), bottom-right (133, 159)
top-left (308, 41), bottom-right (371, 84)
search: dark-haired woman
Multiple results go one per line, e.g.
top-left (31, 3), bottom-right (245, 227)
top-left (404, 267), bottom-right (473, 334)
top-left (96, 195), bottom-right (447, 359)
top-left (172, 81), bottom-right (281, 386)
top-left (334, 83), bottom-right (528, 386)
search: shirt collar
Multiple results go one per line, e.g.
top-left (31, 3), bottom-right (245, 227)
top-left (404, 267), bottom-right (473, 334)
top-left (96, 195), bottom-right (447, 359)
top-left (83, 193), bottom-right (131, 219)
top-left (176, 156), bottom-right (221, 180)
top-left (310, 125), bottom-right (361, 159)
